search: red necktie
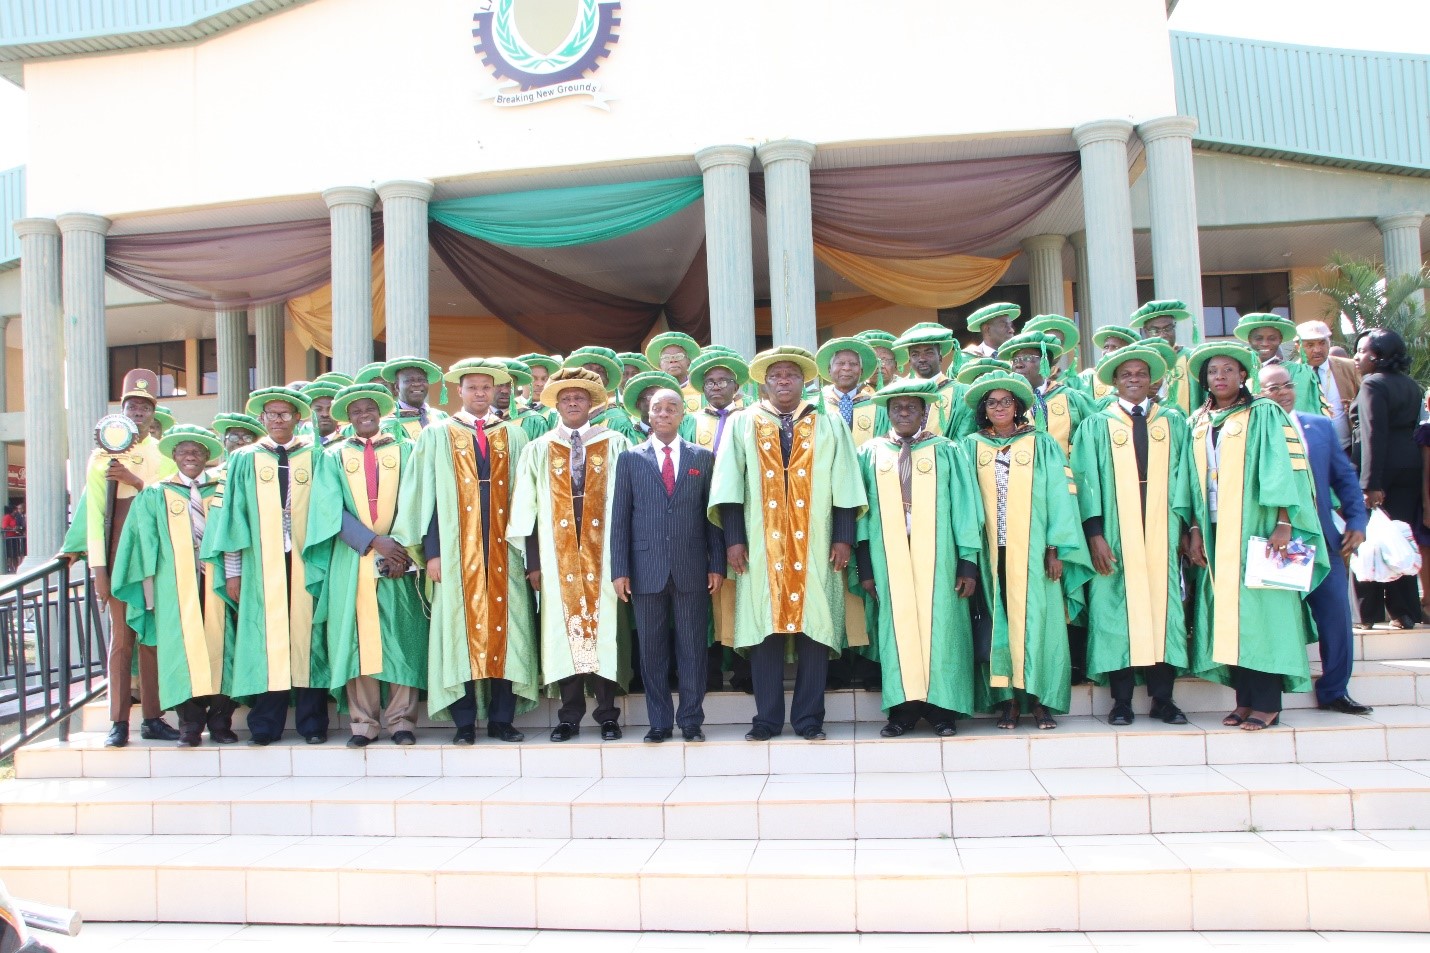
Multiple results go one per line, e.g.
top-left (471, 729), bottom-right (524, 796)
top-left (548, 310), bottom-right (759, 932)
top-left (474, 419), bottom-right (488, 457)
top-left (661, 445), bottom-right (675, 497)
top-left (363, 438), bottom-right (379, 522)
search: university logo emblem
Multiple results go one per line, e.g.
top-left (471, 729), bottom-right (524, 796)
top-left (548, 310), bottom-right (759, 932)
top-left (473, 0), bottom-right (621, 109)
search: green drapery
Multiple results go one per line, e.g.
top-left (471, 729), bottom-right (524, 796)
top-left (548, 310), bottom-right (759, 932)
top-left (429, 176), bottom-right (704, 248)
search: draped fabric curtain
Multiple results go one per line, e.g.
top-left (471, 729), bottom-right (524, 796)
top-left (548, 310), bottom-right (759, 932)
top-left (105, 219), bottom-right (374, 310)
top-left (429, 176), bottom-right (704, 248)
top-left (811, 247), bottom-right (1019, 310)
top-left (286, 246), bottom-right (387, 355)
top-left (755, 295), bottom-right (895, 336)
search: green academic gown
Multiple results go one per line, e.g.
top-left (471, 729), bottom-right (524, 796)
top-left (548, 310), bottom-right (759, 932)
top-left (507, 404), bottom-right (553, 443)
top-left (201, 440), bottom-right (328, 699)
top-left (856, 433), bottom-right (983, 715)
top-left (1070, 402), bottom-right (1206, 685)
top-left (965, 428), bottom-right (1093, 714)
top-left (1187, 398), bottom-right (1328, 692)
top-left (506, 426), bottom-right (632, 689)
top-left (111, 477), bottom-right (233, 710)
top-left (590, 403), bottom-right (640, 444)
top-left (381, 407), bottom-right (451, 444)
top-left (708, 402), bottom-right (868, 654)
top-left (1248, 358), bottom-right (1321, 414)
top-left (392, 417), bottom-right (539, 719)
top-left (1033, 381), bottom-right (1096, 458)
top-left (305, 435), bottom-right (428, 698)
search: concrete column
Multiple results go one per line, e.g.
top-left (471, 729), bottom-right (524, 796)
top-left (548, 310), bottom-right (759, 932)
top-left (1139, 116), bottom-right (1206, 345)
top-left (1073, 119), bottom-right (1139, 332)
top-left (1021, 234), bottom-right (1066, 318)
top-left (215, 309), bottom-right (248, 415)
top-left (253, 303), bottom-right (286, 389)
top-left (14, 219), bottom-right (64, 565)
top-left (756, 140), bottom-right (818, 352)
top-left (322, 186), bottom-right (377, 374)
top-left (1068, 231), bottom-right (1095, 367)
top-left (1376, 212), bottom-right (1427, 314)
top-left (696, 145), bottom-right (757, 358)
top-left (0, 314), bottom-right (9, 505)
top-left (57, 213), bottom-right (111, 498)
top-left (376, 180), bottom-right (434, 360)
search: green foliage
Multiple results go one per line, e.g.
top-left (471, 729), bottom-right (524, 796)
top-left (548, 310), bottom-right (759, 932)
top-left (1299, 254), bottom-right (1430, 386)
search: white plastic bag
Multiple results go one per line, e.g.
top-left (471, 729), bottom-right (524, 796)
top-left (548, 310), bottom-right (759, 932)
top-left (1350, 508), bottom-right (1423, 583)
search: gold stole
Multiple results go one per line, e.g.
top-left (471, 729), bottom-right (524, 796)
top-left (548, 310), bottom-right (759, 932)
top-left (1092, 376), bottom-right (1113, 401)
top-left (682, 383), bottom-right (703, 412)
top-left (253, 444), bottom-right (314, 690)
top-left (339, 440), bottom-right (402, 676)
top-left (400, 417), bottom-right (422, 440)
top-left (850, 403), bottom-right (879, 448)
top-left (974, 434), bottom-right (1036, 690)
top-left (873, 441), bottom-right (938, 701)
top-left (1106, 409), bottom-right (1172, 666)
top-left (754, 410), bottom-right (816, 635)
top-left (1165, 351), bottom-right (1193, 415)
top-left (925, 377), bottom-right (955, 434)
top-left (449, 424), bottom-right (512, 679)
top-left (1192, 409), bottom-right (1249, 666)
top-left (162, 484), bottom-right (226, 698)
top-left (550, 437), bottom-right (610, 672)
top-left (1045, 388), bottom-right (1072, 455)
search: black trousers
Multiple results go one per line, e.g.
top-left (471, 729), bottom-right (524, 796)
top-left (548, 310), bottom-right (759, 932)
top-left (887, 700), bottom-right (956, 728)
top-left (1231, 666), bottom-right (1282, 713)
top-left (246, 687), bottom-right (330, 741)
top-left (1357, 575), bottom-right (1422, 626)
top-left (175, 695), bottom-right (236, 734)
top-left (751, 632), bottom-right (828, 734)
top-left (448, 678), bottom-right (517, 729)
top-left (633, 581), bottom-right (710, 732)
top-left (557, 674), bottom-right (620, 726)
top-left (1107, 663), bottom-right (1177, 705)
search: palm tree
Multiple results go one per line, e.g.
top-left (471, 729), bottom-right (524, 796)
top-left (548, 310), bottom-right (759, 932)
top-left (1299, 254), bottom-right (1430, 386)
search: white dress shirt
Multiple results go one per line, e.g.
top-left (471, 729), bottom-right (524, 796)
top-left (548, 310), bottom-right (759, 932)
top-left (649, 434), bottom-right (681, 474)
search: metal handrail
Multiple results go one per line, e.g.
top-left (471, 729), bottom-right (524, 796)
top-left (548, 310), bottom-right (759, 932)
top-left (0, 558), bottom-right (108, 760)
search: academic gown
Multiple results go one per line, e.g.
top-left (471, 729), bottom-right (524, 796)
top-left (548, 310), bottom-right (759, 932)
top-left (1187, 398), bottom-right (1328, 692)
top-left (305, 436), bottom-right (428, 698)
top-left (1032, 381), bottom-right (1097, 457)
top-left (392, 418), bottom-right (539, 720)
top-left (1070, 403), bottom-right (1206, 685)
top-left (707, 403), bottom-right (868, 654)
top-left (590, 403), bottom-right (641, 444)
top-left (382, 407), bottom-right (451, 444)
top-left (965, 428), bottom-right (1093, 714)
top-left (857, 433), bottom-right (983, 715)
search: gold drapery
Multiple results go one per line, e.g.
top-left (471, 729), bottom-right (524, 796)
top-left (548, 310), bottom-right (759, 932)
top-left (814, 245), bottom-right (1019, 310)
top-left (286, 247), bottom-right (387, 355)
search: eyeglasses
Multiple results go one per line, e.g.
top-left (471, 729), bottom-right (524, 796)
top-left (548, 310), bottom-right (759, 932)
top-left (984, 396), bottom-right (1017, 409)
top-left (1263, 381), bottom-right (1296, 395)
top-left (262, 410), bottom-right (296, 421)
top-left (704, 377), bottom-right (737, 388)
top-left (1008, 354), bottom-right (1040, 366)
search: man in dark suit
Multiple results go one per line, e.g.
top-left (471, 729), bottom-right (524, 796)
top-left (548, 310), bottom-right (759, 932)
top-left (1261, 364), bottom-right (1372, 715)
top-left (611, 388), bottom-right (726, 742)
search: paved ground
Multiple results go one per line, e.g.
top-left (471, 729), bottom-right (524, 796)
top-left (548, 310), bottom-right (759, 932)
top-left (34, 923), bottom-right (1430, 952)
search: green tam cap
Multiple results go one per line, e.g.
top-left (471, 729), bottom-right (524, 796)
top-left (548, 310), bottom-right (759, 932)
top-left (871, 377), bottom-right (940, 408)
top-left (621, 370), bottom-right (683, 416)
top-left (444, 358), bottom-right (512, 387)
top-left (816, 337), bottom-right (877, 383)
top-left (301, 381), bottom-right (342, 402)
top-left (1139, 337), bottom-right (1179, 366)
top-left (1130, 299), bottom-right (1199, 344)
top-left (495, 358), bottom-right (532, 388)
top-left (152, 405), bottom-right (176, 434)
top-left (1092, 324), bottom-right (1141, 349)
top-left (1096, 346), bottom-right (1169, 386)
top-left (963, 370), bottom-right (1036, 414)
top-left (750, 346), bottom-right (819, 385)
top-left (997, 331), bottom-right (1064, 379)
top-left (515, 353), bottom-right (561, 374)
top-left (246, 386), bottom-right (312, 420)
top-left (331, 383), bottom-right (397, 422)
top-left (856, 330), bottom-right (898, 348)
top-left (355, 362), bottom-right (388, 386)
top-left (644, 331), bottom-right (701, 368)
top-left (1025, 314), bottom-right (1080, 352)
top-left (564, 346), bottom-right (623, 390)
top-left (1232, 313), bottom-right (1296, 344)
top-left (689, 351), bottom-right (750, 390)
top-left (1188, 341), bottom-right (1260, 381)
top-left (967, 302), bottom-right (1021, 331)
top-left (955, 357), bottom-right (1012, 386)
top-left (212, 412), bottom-right (265, 438)
top-left (159, 424), bottom-right (224, 462)
top-left (618, 352), bottom-right (655, 374)
top-left (381, 357), bottom-right (442, 384)
top-left (893, 321), bottom-right (955, 357)
top-left (311, 372), bottom-right (355, 388)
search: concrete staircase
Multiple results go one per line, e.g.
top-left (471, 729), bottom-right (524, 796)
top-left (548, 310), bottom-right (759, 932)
top-left (2, 628), bottom-right (1429, 933)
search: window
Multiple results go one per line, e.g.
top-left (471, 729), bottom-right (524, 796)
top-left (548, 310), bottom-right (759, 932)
top-left (108, 341), bottom-right (187, 401)
top-left (1200, 273), bottom-right (1291, 338)
top-left (199, 336), bottom-right (257, 395)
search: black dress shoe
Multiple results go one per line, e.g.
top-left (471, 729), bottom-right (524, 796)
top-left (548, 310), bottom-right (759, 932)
top-left (730, 675), bottom-right (754, 695)
top-left (879, 721), bottom-right (911, 738)
top-left (487, 723), bottom-right (524, 743)
top-left (800, 726), bottom-right (827, 741)
top-left (177, 729), bottom-right (202, 748)
top-left (104, 722), bottom-right (129, 748)
top-left (933, 721), bottom-right (957, 737)
top-left (1150, 700), bottom-right (1189, 724)
top-left (1319, 695), bottom-right (1373, 716)
top-left (1108, 703), bottom-right (1134, 726)
top-left (452, 726), bottom-right (477, 745)
top-left (600, 720), bottom-right (623, 741)
top-left (140, 718), bottom-right (181, 741)
top-left (745, 724), bottom-right (774, 741)
top-left (682, 728), bottom-right (705, 742)
top-left (392, 731), bottom-right (416, 746)
top-left (304, 733), bottom-right (327, 745)
top-left (643, 728), bottom-right (672, 743)
top-left (247, 736), bottom-right (273, 747)
top-left (346, 735), bottom-right (372, 748)
top-left (862, 678), bottom-right (882, 693)
top-left (550, 723), bottom-right (579, 742)
top-left (209, 728), bottom-right (239, 745)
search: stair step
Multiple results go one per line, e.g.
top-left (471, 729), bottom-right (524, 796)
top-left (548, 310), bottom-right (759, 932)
top-left (3, 830), bottom-right (1429, 932)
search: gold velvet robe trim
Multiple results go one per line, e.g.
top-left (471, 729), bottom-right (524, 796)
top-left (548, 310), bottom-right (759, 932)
top-left (450, 424), bottom-right (513, 680)
top-left (550, 440), bottom-right (610, 673)
top-left (754, 412), bottom-right (816, 635)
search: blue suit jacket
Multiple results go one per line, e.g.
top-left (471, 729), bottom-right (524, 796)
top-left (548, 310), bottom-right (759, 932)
top-left (609, 438), bottom-right (725, 594)
top-left (1296, 411), bottom-right (1368, 555)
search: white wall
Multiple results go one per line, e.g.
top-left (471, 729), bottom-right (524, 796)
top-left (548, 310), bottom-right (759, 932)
top-left (21, 0), bottom-right (1178, 217)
